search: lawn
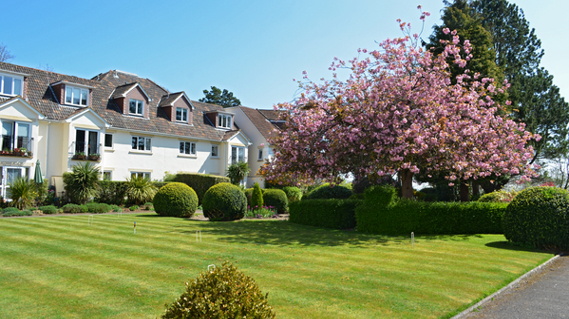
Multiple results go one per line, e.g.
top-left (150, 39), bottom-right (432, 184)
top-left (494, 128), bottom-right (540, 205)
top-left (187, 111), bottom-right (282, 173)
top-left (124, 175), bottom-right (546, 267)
top-left (0, 213), bottom-right (552, 318)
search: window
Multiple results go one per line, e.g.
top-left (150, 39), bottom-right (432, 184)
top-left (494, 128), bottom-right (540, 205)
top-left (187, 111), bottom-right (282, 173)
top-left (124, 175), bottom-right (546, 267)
top-left (211, 145), bottom-right (219, 157)
top-left (217, 114), bottom-right (232, 129)
top-left (75, 129), bottom-right (99, 155)
top-left (176, 107), bottom-right (188, 122)
top-left (129, 99), bottom-right (144, 115)
top-left (103, 171), bottom-right (112, 180)
top-left (65, 85), bottom-right (89, 106)
top-left (104, 134), bottom-right (113, 148)
top-left (131, 136), bottom-right (151, 151)
top-left (0, 74), bottom-right (23, 96)
top-left (131, 172), bottom-right (150, 179)
top-left (258, 149), bottom-right (263, 161)
top-left (180, 141), bottom-right (196, 155)
top-left (1, 121), bottom-right (30, 151)
top-left (231, 146), bottom-right (245, 164)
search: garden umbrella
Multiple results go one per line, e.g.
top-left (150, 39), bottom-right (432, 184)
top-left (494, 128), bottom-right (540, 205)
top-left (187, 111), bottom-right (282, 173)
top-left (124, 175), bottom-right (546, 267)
top-left (34, 160), bottom-right (43, 184)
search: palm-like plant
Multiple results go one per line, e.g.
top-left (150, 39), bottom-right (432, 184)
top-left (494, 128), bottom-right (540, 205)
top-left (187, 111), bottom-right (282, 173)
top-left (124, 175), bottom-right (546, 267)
top-left (63, 162), bottom-right (101, 204)
top-left (125, 176), bottom-right (158, 205)
top-left (8, 177), bottom-right (36, 209)
top-left (226, 162), bottom-right (250, 185)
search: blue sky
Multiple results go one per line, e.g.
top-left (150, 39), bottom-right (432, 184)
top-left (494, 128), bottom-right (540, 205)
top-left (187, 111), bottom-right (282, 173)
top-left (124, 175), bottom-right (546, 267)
top-left (3, 0), bottom-right (568, 109)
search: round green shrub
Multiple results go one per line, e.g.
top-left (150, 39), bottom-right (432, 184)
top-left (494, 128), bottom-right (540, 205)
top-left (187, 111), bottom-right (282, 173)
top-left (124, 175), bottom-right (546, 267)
top-left (129, 205), bottom-right (139, 211)
top-left (110, 205), bottom-right (122, 213)
top-left (283, 186), bottom-right (302, 202)
top-left (305, 184), bottom-right (353, 200)
top-left (202, 183), bottom-right (247, 221)
top-left (263, 189), bottom-right (288, 214)
top-left (39, 205), bottom-right (57, 215)
top-left (86, 203), bottom-right (112, 214)
top-left (153, 182), bottom-right (198, 217)
top-left (503, 186), bottom-right (569, 250)
top-left (478, 190), bottom-right (518, 203)
top-left (251, 182), bottom-right (264, 209)
top-left (62, 204), bottom-right (83, 214)
top-left (162, 261), bottom-right (275, 319)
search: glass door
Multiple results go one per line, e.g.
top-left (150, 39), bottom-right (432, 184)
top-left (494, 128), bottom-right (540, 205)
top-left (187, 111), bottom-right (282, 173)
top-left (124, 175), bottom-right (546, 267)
top-left (1, 167), bottom-right (25, 200)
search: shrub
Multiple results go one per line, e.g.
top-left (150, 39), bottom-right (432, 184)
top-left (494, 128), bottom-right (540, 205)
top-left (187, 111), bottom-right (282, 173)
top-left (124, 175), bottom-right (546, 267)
top-left (8, 177), bottom-right (36, 209)
top-left (143, 202), bottom-right (153, 210)
top-left (162, 261), bottom-right (275, 319)
top-left (125, 177), bottom-right (158, 205)
top-left (129, 205), bottom-right (139, 211)
top-left (478, 190), bottom-right (518, 203)
top-left (110, 205), bottom-right (122, 213)
top-left (39, 205), bottom-right (57, 215)
top-left (356, 185), bottom-right (507, 235)
top-left (153, 182), bottom-right (198, 217)
top-left (305, 184), bottom-right (353, 200)
top-left (62, 204), bottom-right (84, 214)
top-left (172, 173), bottom-right (230, 204)
top-left (503, 186), bottom-right (569, 250)
top-left (283, 186), bottom-right (302, 202)
top-left (63, 162), bottom-right (100, 204)
top-left (251, 182), bottom-right (264, 209)
top-left (243, 188), bottom-right (253, 206)
top-left (86, 203), bottom-right (112, 214)
top-left (2, 208), bottom-right (33, 217)
top-left (202, 183), bottom-right (247, 221)
top-left (226, 162), bottom-right (250, 185)
top-left (262, 189), bottom-right (288, 214)
top-left (289, 199), bottom-right (361, 229)
top-left (95, 181), bottom-right (128, 205)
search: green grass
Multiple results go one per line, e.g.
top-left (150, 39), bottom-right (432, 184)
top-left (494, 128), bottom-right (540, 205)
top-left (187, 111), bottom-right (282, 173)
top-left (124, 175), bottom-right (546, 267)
top-left (0, 213), bottom-right (552, 318)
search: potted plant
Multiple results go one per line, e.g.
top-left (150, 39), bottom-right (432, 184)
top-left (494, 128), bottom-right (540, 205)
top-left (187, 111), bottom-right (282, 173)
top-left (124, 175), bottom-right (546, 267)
top-left (74, 152), bottom-right (86, 160)
top-left (19, 148), bottom-right (27, 156)
top-left (88, 153), bottom-right (100, 161)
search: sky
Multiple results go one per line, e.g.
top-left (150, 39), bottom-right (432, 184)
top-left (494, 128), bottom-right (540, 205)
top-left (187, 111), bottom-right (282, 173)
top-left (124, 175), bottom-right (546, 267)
top-left (3, 0), bottom-right (568, 110)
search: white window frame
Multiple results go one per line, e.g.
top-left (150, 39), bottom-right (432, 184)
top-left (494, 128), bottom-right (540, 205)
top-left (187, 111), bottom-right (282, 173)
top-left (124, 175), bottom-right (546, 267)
top-left (217, 114), bottom-right (232, 129)
top-left (1, 121), bottom-right (31, 151)
top-left (131, 172), bottom-right (151, 179)
top-left (179, 141), bottom-right (196, 155)
top-left (75, 128), bottom-right (99, 155)
top-left (104, 133), bottom-right (113, 148)
top-left (176, 107), bottom-right (188, 122)
top-left (211, 145), bottom-right (219, 158)
top-left (103, 171), bottom-right (112, 180)
top-left (0, 73), bottom-right (23, 96)
top-left (231, 146), bottom-right (246, 164)
top-left (65, 85), bottom-right (89, 106)
top-left (129, 99), bottom-right (144, 116)
top-left (132, 136), bottom-right (151, 151)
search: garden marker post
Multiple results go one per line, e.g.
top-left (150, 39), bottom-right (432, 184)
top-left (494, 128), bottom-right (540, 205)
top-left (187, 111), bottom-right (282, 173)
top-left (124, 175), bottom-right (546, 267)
top-left (88, 215), bottom-right (93, 226)
top-left (208, 264), bottom-right (215, 272)
top-left (411, 232), bottom-right (415, 248)
top-left (134, 221), bottom-right (136, 234)
top-left (196, 230), bottom-right (202, 242)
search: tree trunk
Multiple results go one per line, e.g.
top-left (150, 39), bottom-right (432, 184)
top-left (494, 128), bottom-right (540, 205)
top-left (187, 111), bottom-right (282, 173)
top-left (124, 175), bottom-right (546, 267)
top-left (472, 181), bottom-right (480, 197)
top-left (460, 180), bottom-right (469, 202)
top-left (400, 169), bottom-right (414, 199)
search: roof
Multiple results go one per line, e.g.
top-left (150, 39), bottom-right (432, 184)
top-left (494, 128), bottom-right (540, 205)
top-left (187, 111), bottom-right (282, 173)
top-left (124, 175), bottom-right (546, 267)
top-left (0, 62), bottom-right (233, 142)
top-left (238, 106), bottom-right (283, 140)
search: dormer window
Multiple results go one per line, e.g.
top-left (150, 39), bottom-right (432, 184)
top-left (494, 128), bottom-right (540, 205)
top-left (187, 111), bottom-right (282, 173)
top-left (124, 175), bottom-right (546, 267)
top-left (176, 108), bottom-right (188, 122)
top-left (218, 114), bottom-right (232, 129)
top-left (65, 86), bottom-right (89, 106)
top-left (0, 73), bottom-right (23, 96)
top-left (129, 99), bottom-right (144, 116)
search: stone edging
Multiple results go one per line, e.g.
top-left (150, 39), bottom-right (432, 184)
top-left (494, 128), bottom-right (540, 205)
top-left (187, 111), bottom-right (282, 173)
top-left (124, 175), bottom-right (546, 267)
top-left (452, 253), bottom-right (561, 319)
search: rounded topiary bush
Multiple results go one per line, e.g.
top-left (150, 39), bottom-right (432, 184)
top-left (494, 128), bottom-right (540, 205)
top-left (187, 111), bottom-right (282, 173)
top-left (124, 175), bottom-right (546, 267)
top-left (162, 261), bottom-right (275, 319)
top-left (153, 182), bottom-right (198, 217)
top-left (503, 186), bottom-right (569, 250)
top-left (263, 189), bottom-right (288, 214)
top-left (478, 190), bottom-right (518, 203)
top-left (202, 183), bottom-right (247, 221)
top-left (283, 186), bottom-right (302, 202)
top-left (305, 184), bottom-right (353, 200)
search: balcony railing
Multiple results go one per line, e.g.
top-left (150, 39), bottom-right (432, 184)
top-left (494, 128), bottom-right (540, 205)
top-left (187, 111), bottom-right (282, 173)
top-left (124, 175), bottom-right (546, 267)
top-left (0, 137), bottom-right (34, 158)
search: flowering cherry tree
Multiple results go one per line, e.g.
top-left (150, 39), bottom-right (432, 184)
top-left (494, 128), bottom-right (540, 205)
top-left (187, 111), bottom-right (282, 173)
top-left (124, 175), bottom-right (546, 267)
top-left (263, 9), bottom-right (538, 199)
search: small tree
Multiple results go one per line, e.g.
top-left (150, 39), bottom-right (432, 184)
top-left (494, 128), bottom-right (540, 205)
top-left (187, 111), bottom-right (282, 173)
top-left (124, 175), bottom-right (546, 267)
top-left (125, 176), bottom-right (158, 205)
top-left (251, 182), bottom-right (264, 210)
top-left (8, 177), bottom-right (36, 209)
top-left (226, 162), bottom-right (250, 185)
top-left (63, 162), bottom-right (100, 204)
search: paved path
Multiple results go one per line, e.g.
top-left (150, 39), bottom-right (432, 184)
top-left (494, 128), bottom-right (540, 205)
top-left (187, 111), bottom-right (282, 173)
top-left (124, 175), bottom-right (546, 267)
top-left (459, 254), bottom-right (569, 319)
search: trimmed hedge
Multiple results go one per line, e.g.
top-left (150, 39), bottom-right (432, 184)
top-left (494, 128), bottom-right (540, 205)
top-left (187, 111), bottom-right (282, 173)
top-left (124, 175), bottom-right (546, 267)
top-left (289, 199), bottom-right (361, 229)
top-left (203, 183), bottom-right (247, 221)
top-left (283, 186), bottom-right (302, 202)
top-left (305, 184), bottom-right (353, 200)
top-left (503, 186), bottom-right (569, 250)
top-left (86, 203), bottom-right (112, 214)
top-left (153, 183), bottom-right (199, 217)
top-left (263, 189), bottom-right (288, 214)
top-left (173, 173), bottom-right (230, 204)
top-left (39, 205), bottom-right (57, 215)
top-left (356, 185), bottom-right (507, 235)
top-left (478, 190), bottom-right (518, 203)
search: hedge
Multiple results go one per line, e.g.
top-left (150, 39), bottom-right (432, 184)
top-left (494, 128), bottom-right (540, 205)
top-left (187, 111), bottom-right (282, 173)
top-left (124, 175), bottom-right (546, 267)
top-left (289, 199), bottom-right (361, 229)
top-left (173, 173), bottom-right (230, 204)
top-left (262, 189), bottom-right (288, 214)
top-left (305, 184), bottom-right (353, 200)
top-left (356, 185), bottom-right (508, 235)
top-left (95, 181), bottom-right (170, 205)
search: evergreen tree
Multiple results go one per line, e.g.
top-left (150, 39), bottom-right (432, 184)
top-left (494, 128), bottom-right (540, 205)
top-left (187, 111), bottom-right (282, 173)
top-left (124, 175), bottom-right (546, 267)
top-left (200, 86), bottom-right (241, 108)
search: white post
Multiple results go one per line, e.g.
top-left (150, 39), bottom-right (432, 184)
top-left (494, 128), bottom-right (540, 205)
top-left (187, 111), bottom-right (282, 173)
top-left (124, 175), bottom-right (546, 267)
top-left (196, 230), bottom-right (202, 242)
top-left (411, 232), bottom-right (415, 248)
top-left (88, 215), bottom-right (93, 226)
